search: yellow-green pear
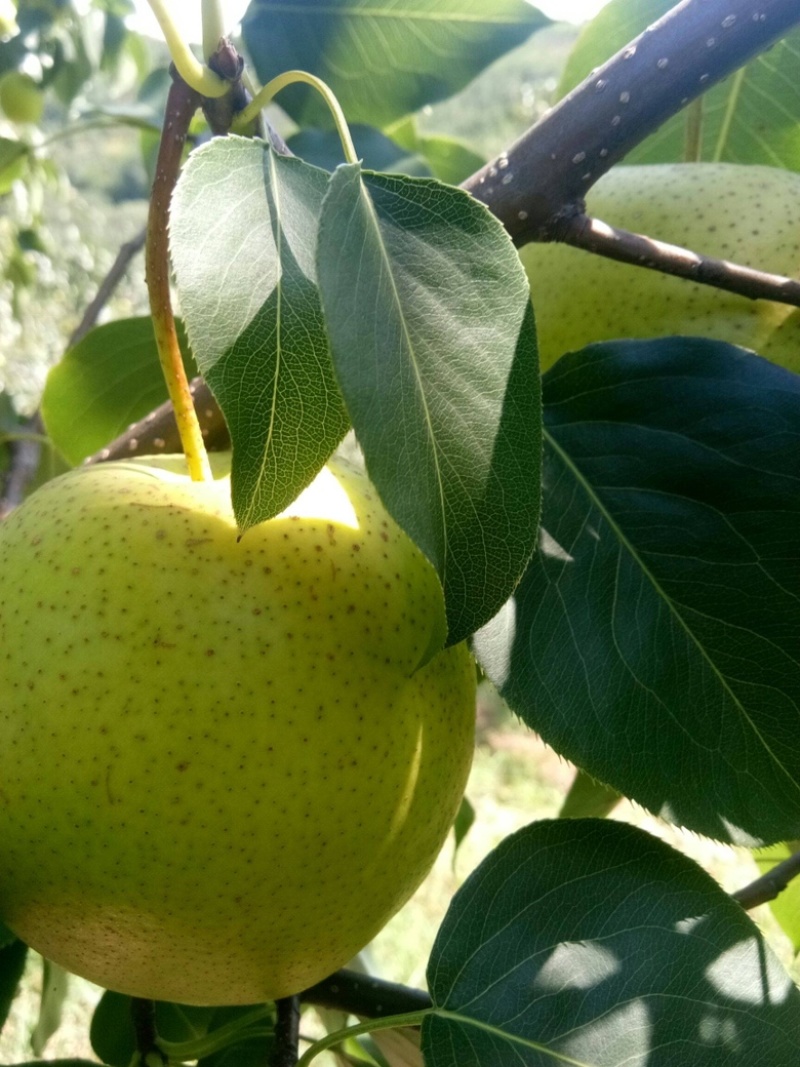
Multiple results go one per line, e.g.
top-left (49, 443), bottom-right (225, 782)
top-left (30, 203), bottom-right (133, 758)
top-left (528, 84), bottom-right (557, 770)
top-left (0, 72), bottom-right (44, 124)
top-left (520, 164), bottom-right (800, 372)
top-left (0, 454), bottom-right (475, 1005)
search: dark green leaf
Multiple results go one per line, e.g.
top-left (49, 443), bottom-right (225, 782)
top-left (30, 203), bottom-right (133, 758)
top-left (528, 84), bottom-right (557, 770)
top-left (425, 820), bottom-right (800, 1065)
top-left (0, 938), bottom-right (27, 1034)
top-left (558, 0), bottom-right (800, 170)
top-left (170, 136), bottom-right (350, 531)
top-left (317, 165), bottom-right (541, 646)
top-left (11, 1061), bottom-right (106, 1067)
top-left (89, 991), bottom-right (136, 1067)
top-left (0, 919), bottom-right (17, 949)
top-left (198, 1034), bottom-right (274, 1067)
top-left (242, 0), bottom-right (550, 129)
top-left (558, 768), bottom-right (620, 820)
top-left (40, 317), bottom-right (196, 466)
top-left (474, 339), bottom-right (800, 845)
top-left (90, 990), bottom-right (216, 1067)
top-left (452, 796), bottom-right (475, 857)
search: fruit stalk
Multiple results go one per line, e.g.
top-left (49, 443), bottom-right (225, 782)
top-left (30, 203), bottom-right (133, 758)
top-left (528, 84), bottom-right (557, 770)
top-left (145, 71), bottom-right (212, 482)
top-left (269, 996), bottom-right (300, 1067)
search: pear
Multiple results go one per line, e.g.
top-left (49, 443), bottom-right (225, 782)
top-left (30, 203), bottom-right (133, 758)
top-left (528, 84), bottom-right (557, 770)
top-left (0, 72), bottom-right (44, 125)
top-left (0, 454), bottom-right (475, 1005)
top-left (520, 163), bottom-right (800, 372)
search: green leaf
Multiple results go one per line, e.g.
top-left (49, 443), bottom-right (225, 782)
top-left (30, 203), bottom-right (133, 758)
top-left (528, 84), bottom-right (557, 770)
top-left (170, 136), bottom-right (350, 532)
top-left (0, 137), bottom-right (28, 194)
top-left (753, 841), bottom-right (800, 951)
top-left (474, 339), bottom-right (800, 845)
top-left (387, 119), bottom-right (485, 184)
top-left (317, 165), bottom-right (541, 646)
top-left (425, 820), bottom-right (800, 1065)
top-left (11, 1062), bottom-right (107, 1067)
top-left (90, 990), bottom-right (216, 1067)
top-left (40, 317), bottom-right (196, 466)
top-left (413, 135), bottom-right (485, 186)
top-left (242, 0), bottom-right (551, 129)
top-left (558, 0), bottom-right (800, 170)
top-left (559, 768), bottom-right (620, 820)
top-left (287, 125), bottom-right (432, 177)
top-left (452, 795), bottom-right (475, 858)
top-left (0, 938), bottom-right (27, 1034)
top-left (197, 1034), bottom-right (274, 1067)
top-left (0, 920), bottom-right (17, 949)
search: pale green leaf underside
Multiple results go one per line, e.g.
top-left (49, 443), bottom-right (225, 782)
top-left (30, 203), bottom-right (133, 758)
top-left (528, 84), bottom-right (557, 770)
top-left (317, 164), bottom-right (541, 644)
top-left (170, 137), bottom-right (349, 530)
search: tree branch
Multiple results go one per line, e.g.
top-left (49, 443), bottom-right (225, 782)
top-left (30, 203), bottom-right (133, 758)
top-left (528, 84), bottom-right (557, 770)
top-left (68, 228), bottom-right (146, 349)
top-left (86, 377), bottom-right (227, 463)
top-left (556, 214), bottom-right (800, 307)
top-left (463, 0), bottom-right (800, 243)
top-left (732, 848), bottom-right (800, 911)
top-left (270, 996), bottom-right (300, 1067)
top-left (299, 969), bottom-right (432, 1018)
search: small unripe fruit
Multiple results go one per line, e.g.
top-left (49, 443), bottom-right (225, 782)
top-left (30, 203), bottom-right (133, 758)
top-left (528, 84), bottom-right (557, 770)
top-left (0, 72), bottom-right (44, 124)
top-left (0, 455), bottom-right (475, 1005)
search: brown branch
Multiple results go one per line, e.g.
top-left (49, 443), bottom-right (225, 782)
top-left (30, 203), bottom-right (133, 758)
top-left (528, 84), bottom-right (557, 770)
top-left (299, 969), bottom-right (432, 1018)
top-left (463, 0), bottom-right (800, 243)
top-left (732, 848), bottom-right (800, 911)
top-left (85, 377), bottom-right (228, 463)
top-left (556, 214), bottom-right (800, 307)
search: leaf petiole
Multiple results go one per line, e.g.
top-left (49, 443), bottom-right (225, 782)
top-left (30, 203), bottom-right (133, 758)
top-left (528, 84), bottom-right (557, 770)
top-left (231, 70), bottom-right (359, 164)
top-left (295, 1010), bottom-right (429, 1067)
top-left (145, 0), bottom-right (228, 97)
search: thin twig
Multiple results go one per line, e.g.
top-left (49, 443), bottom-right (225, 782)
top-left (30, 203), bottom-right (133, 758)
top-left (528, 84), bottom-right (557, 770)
top-left (269, 996), bottom-right (300, 1067)
top-left (68, 228), bottom-right (146, 349)
top-left (130, 998), bottom-right (164, 1065)
top-left (299, 969), bottom-right (432, 1017)
top-left (554, 214), bottom-right (800, 307)
top-left (732, 848), bottom-right (800, 911)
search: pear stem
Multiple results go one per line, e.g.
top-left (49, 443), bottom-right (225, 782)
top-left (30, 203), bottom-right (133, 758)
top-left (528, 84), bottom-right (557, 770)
top-left (146, 71), bottom-right (212, 482)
